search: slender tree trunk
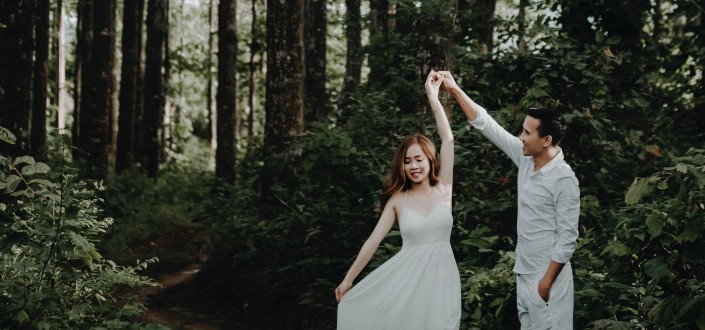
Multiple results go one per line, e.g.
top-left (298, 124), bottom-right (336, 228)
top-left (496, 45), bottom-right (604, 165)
top-left (262, 0), bottom-right (304, 216)
top-left (74, 0), bottom-right (93, 159)
top-left (32, 0), bottom-right (50, 159)
top-left (0, 0), bottom-right (35, 157)
top-left (304, 0), bottom-right (329, 125)
top-left (416, 0), bottom-right (457, 119)
top-left (135, 0), bottom-right (146, 149)
top-left (247, 0), bottom-right (260, 154)
top-left (216, 0), bottom-right (238, 183)
top-left (517, 0), bottom-right (527, 53)
top-left (117, 0), bottom-right (141, 173)
top-left (469, 0), bottom-right (496, 54)
top-left (108, 0), bottom-right (118, 166)
top-left (368, 0), bottom-right (390, 86)
top-left (207, 0), bottom-right (216, 157)
top-left (55, 0), bottom-right (67, 130)
top-left (142, 0), bottom-right (168, 177)
top-left (78, 0), bottom-right (115, 179)
top-left (559, 0), bottom-right (594, 48)
top-left (162, 0), bottom-right (172, 159)
top-left (695, 0), bottom-right (705, 133)
top-left (337, 0), bottom-right (361, 122)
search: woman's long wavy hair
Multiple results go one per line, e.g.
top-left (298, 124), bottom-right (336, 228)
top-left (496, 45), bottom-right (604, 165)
top-left (380, 134), bottom-right (439, 212)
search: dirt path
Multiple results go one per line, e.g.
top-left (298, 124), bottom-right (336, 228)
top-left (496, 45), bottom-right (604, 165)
top-left (122, 228), bottom-right (248, 329)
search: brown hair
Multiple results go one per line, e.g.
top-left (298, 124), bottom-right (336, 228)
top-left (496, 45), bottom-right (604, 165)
top-left (380, 134), bottom-right (439, 211)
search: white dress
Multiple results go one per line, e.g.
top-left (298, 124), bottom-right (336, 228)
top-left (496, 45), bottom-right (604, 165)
top-left (337, 189), bottom-right (461, 330)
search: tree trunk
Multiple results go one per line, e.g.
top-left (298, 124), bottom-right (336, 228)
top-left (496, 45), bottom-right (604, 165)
top-left (81, 0), bottom-right (115, 180)
top-left (31, 0), bottom-right (50, 159)
top-left (74, 0), bottom-right (93, 160)
top-left (142, 0), bottom-right (168, 178)
top-left (262, 0), bottom-right (305, 216)
top-left (247, 0), bottom-right (261, 154)
top-left (116, 0), bottom-right (142, 173)
top-left (304, 0), bottom-right (329, 125)
top-left (461, 0), bottom-right (496, 54)
top-left (695, 0), bottom-right (705, 133)
top-left (162, 0), bottom-right (172, 159)
top-left (368, 0), bottom-right (390, 86)
top-left (108, 0), bottom-right (118, 166)
top-left (216, 0), bottom-right (238, 183)
top-left (337, 0), bottom-right (361, 122)
top-left (558, 0), bottom-right (594, 48)
top-left (415, 0), bottom-right (457, 119)
top-left (0, 0), bottom-right (35, 157)
top-left (207, 0), bottom-right (217, 157)
top-left (135, 0), bottom-right (146, 149)
top-left (54, 0), bottom-right (68, 130)
top-left (517, 0), bottom-right (528, 53)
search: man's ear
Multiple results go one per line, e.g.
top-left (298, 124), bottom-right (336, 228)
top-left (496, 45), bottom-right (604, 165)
top-left (543, 135), bottom-right (552, 148)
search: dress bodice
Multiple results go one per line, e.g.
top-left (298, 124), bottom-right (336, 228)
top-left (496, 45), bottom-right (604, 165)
top-left (399, 191), bottom-right (453, 249)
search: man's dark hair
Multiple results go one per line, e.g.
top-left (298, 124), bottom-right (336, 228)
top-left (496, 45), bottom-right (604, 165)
top-left (526, 107), bottom-right (567, 146)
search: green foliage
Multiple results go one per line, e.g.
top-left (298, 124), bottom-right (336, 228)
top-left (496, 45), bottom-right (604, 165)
top-left (0, 136), bottom-right (158, 329)
top-left (587, 150), bottom-right (705, 329)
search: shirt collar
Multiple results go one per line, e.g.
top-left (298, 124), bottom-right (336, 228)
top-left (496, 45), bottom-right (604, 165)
top-left (534, 147), bottom-right (564, 175)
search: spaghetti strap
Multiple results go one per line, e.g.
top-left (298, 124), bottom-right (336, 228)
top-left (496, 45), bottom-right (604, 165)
top-left (402, 190), bottom-right (408, 211)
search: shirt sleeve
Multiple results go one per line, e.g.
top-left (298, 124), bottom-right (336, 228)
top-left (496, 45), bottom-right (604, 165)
top-left (468, 104), bottom-right (523, 167)
top-left (550, 176), bottom-right (580, 264)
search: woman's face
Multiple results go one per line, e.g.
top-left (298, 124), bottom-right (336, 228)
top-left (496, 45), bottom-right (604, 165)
top-left (404, 143), bottom-right (430, 184)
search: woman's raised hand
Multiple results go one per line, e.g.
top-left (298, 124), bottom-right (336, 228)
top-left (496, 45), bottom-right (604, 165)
top-left (425, 70), bottom-right (444, 100)
top-left (436, 71), bottom-right (459, 94)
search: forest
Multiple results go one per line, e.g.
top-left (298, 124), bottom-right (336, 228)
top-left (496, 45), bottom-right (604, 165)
top-left (1, 0), bottom-right (704, 329)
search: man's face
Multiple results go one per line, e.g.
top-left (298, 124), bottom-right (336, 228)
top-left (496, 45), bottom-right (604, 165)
top-left (519, 115), bottom-right (550, 157)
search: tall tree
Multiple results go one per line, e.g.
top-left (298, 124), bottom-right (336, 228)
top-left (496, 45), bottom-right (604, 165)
top-left (206, 0), bottom-right (216, 154)
top-left (73, 0), bottom-right (93, 160)
top-left (142, 0), bottom-right (168, 177)
top-left (696, 0), bottom-right (705, 133)
top-left (262, 0), bottom-right (305, 215)
top-left (368, 0), bottom-right (390, 86)
top-left (216, 0), bottom-right (238, 183)
top-left (0, 0), bottom-right (34, 157)
top-left (247, 0), bottom-right (262, 154)
top-left (80, 0), bottom-right (116, 179)
top-left (31, 0), bottom-right (50, 159)
top-left (116, 0), bottom-right (143, 173)
top-left (304, 0), bottom-right (329, 124)
top-left (415, 0), bottom-right (457, 118)
top-left (337, 0), bottom-right (362, 122)
top-left (53, 0), bottom-right (68, 130)
top-left (458, 0), bottom-right (496, 53)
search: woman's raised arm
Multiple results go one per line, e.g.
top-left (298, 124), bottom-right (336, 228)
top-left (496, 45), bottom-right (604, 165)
top-left (425, 70), bottom-right (454, 195)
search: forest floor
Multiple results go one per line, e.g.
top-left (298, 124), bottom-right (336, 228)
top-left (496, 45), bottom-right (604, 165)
top-left (119, 227), bottom-right (251, 330)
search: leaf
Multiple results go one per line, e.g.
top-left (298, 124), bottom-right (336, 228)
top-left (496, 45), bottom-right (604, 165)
top-left (644, 256), bottom-right (669, 280)
top-left (676, 219), bottom-right (703, 242)
top-left (645, 213), bottom-right (663, 236)
top-left (4, 174), bottom-right (21, 193)
top-left (676, 163), bottom-right (688, 174)
top-left (625, 177), bottom-right (654, 205)
top-left (21, 162), bottom-right (50, 175)
top-left (601, 241), bottom-right (629, 257)
top-left (633, 97), bottom-right (650, 108)
top-left (0, 126), bottom-right (16, 145)
top-left (13, 156), bottom-right (35, 166)
top-left (527, 87), bottom-right (549, 98)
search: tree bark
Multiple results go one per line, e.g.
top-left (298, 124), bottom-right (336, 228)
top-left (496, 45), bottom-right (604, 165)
top-left (0, 0), bottom-right (35, 157)
top-left (116, 0), bottom-right (142, 173)
top-left (247, 0), bottom-right (261, 154)
top-left (459, 0), bottom-right (496, 54)
top-left (206, 0), bottom-right (215, 148)
top-left (80, 0), bottom-right (115, 180)
top-left (54, 0), bottom-right (68, 130)
top-left (216, 0), bottom-right (238, 183)
top-left (262, 0), bottom-right (305, 216)
top-left (368, 0), bottom-right (390, 86)
top-left (337, 0), bottom-right (361, 122)
top-left (415, 0), bottom-right (457, 119)
top-left (32, 0), bottom-right (50, 159)
top-left (74, 0), bottom-right (93, 160)
top-left (304, 0), bottom-right (329, 125)
top-left (142, 0), bottom-right (168, 177)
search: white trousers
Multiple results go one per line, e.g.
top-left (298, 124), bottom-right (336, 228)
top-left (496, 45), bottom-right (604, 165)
top-left (516, 263), bottom-right (574, 330)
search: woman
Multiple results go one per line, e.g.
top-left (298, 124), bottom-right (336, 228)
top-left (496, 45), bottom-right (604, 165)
top-left (335, 71), bottom-right (461, 330)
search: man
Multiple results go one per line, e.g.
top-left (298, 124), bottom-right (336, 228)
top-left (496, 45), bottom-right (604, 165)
top-left (438, 71), bottom-right (580, 329)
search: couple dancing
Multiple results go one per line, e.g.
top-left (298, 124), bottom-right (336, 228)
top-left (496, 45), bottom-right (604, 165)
top-left (335, 71), bottom-right (580, 330)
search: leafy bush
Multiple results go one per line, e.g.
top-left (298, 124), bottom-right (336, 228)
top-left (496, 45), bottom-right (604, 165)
top-left (0, 135), bottom-right (158, 329)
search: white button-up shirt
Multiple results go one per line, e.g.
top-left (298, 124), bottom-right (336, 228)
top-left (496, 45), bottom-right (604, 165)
top-left (469, 105), bottom-right (580, 274)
